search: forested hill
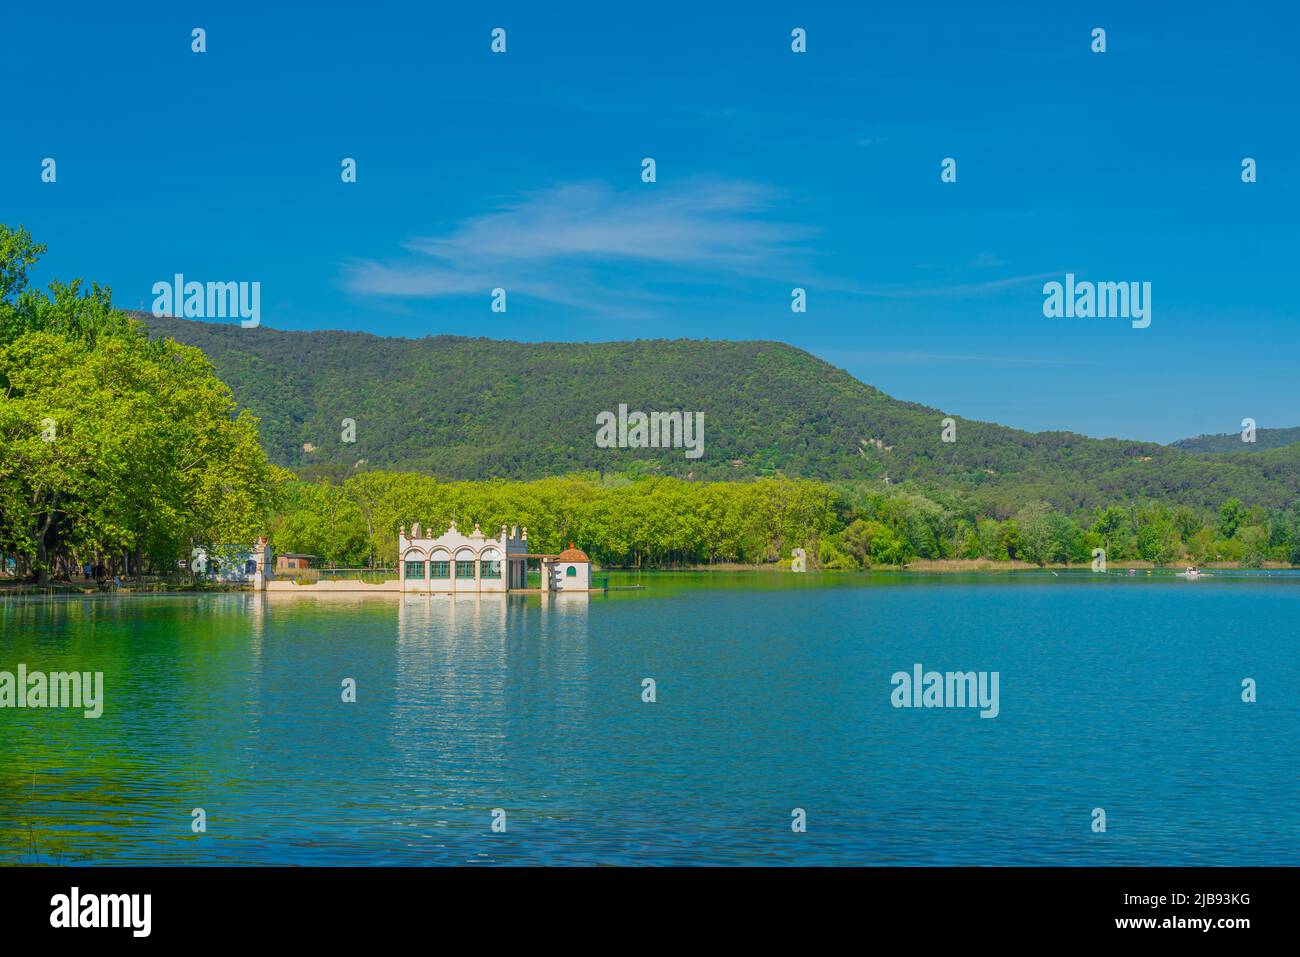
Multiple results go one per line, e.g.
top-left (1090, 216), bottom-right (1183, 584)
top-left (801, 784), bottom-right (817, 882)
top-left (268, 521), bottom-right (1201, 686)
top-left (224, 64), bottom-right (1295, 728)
top-left (1172, 427), bottom-right (1300, 454)
top-left (143, 314), bottom-right (1300, 515)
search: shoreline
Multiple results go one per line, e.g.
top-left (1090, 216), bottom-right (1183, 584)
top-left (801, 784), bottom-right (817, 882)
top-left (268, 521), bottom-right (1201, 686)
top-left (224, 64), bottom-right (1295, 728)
top-left (612, 559), bottom-right (1297, 573)
top-left (896, 559), bottom-right (1297, 573)
top-left (4, 560), bottom-right (1295, 595)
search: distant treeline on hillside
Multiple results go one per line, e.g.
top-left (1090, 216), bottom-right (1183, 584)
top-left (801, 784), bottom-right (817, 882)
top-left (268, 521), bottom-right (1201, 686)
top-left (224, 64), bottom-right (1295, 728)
top-left (1172, 427), bottom-right (1300, 454)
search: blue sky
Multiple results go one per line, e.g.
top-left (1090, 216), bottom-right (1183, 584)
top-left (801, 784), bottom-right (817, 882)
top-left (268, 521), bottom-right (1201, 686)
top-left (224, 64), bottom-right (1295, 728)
top-left (5, 1), bottom-right (1297, 442)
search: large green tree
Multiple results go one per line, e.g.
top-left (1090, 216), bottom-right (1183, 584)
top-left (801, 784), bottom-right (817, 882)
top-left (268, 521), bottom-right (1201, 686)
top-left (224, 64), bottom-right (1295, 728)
top-left (0, 225), bottom-right (280, 583)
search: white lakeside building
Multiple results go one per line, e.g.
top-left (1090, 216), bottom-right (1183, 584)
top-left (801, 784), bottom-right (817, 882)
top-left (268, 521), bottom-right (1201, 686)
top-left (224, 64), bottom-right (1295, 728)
top-left (398, 520), bottom-right (592, 593)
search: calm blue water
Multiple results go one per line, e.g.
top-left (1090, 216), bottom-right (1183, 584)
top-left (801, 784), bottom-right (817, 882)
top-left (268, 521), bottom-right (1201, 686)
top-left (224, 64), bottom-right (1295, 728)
top-left (1, 571), bottom-right (1297, 865)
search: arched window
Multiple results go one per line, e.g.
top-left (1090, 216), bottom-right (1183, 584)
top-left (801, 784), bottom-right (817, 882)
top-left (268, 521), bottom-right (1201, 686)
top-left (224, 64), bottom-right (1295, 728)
top-left (455, 548), bottom-right (477, 580)
top-left (429, 549), bottom-right (450, 579)
top-left (566, 565), bottom-right (577, 577)
top-left (480, 549), bottom-right (502, 579)
top-left (404, 550), bottom-right (426, 580)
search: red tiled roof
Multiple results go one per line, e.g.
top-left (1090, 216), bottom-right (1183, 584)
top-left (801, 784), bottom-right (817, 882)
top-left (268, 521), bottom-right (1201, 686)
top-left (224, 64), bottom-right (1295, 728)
top-left (557, 543), bottom-right (590, 562)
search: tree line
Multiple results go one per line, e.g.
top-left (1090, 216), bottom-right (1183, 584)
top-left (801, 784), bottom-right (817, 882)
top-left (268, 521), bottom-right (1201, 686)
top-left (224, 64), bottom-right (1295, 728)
top-left (270, 472), bottom-right (1299, 570)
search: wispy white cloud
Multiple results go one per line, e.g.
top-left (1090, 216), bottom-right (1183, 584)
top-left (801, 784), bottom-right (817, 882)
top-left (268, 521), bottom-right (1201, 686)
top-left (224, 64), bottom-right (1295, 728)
top-left (341, 179), bottom-right (816, 310)
top-left (341, 178), bottom-right (1056, 311)
top-left (846, 271), bottom-right (1058, 299)
top-left (818, 349), bottom-right (1089, 367)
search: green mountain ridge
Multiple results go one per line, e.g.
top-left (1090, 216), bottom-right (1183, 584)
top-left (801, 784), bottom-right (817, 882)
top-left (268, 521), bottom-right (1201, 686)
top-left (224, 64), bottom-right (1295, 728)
top-left (142, 313), bottom-right (1300, 516)
top-left (1172, 427), bottom-right (1300, 454)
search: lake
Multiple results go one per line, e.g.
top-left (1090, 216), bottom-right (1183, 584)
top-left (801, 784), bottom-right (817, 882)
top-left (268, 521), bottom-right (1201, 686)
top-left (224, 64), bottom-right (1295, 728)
top-left (2, 571), bottom-right (1297, 865)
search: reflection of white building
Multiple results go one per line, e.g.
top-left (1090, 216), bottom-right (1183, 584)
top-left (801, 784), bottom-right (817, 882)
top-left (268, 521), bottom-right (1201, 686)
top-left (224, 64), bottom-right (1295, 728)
top-left (398, 522), bottom-right (595, 593)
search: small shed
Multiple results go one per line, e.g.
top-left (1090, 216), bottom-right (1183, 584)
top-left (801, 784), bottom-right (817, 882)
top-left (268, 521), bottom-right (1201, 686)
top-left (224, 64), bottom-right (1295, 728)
top-left (275, 552), bottom-right (317, 573)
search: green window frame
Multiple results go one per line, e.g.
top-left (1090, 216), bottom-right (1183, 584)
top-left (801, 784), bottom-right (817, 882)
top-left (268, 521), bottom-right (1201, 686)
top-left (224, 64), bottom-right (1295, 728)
top-left (430, 561), bottom-right (450, 579)
top-left (481, 559), bottom-right (502, 579)
top-left (404, 560), bottom-right (426, 579)
top-left (455, 560), bottom-right (476, 579)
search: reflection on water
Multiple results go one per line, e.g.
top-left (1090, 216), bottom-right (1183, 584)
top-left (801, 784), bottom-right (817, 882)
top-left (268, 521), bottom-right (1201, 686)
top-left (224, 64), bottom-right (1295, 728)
top-left (0, 574), bottom-right (1297, 865)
